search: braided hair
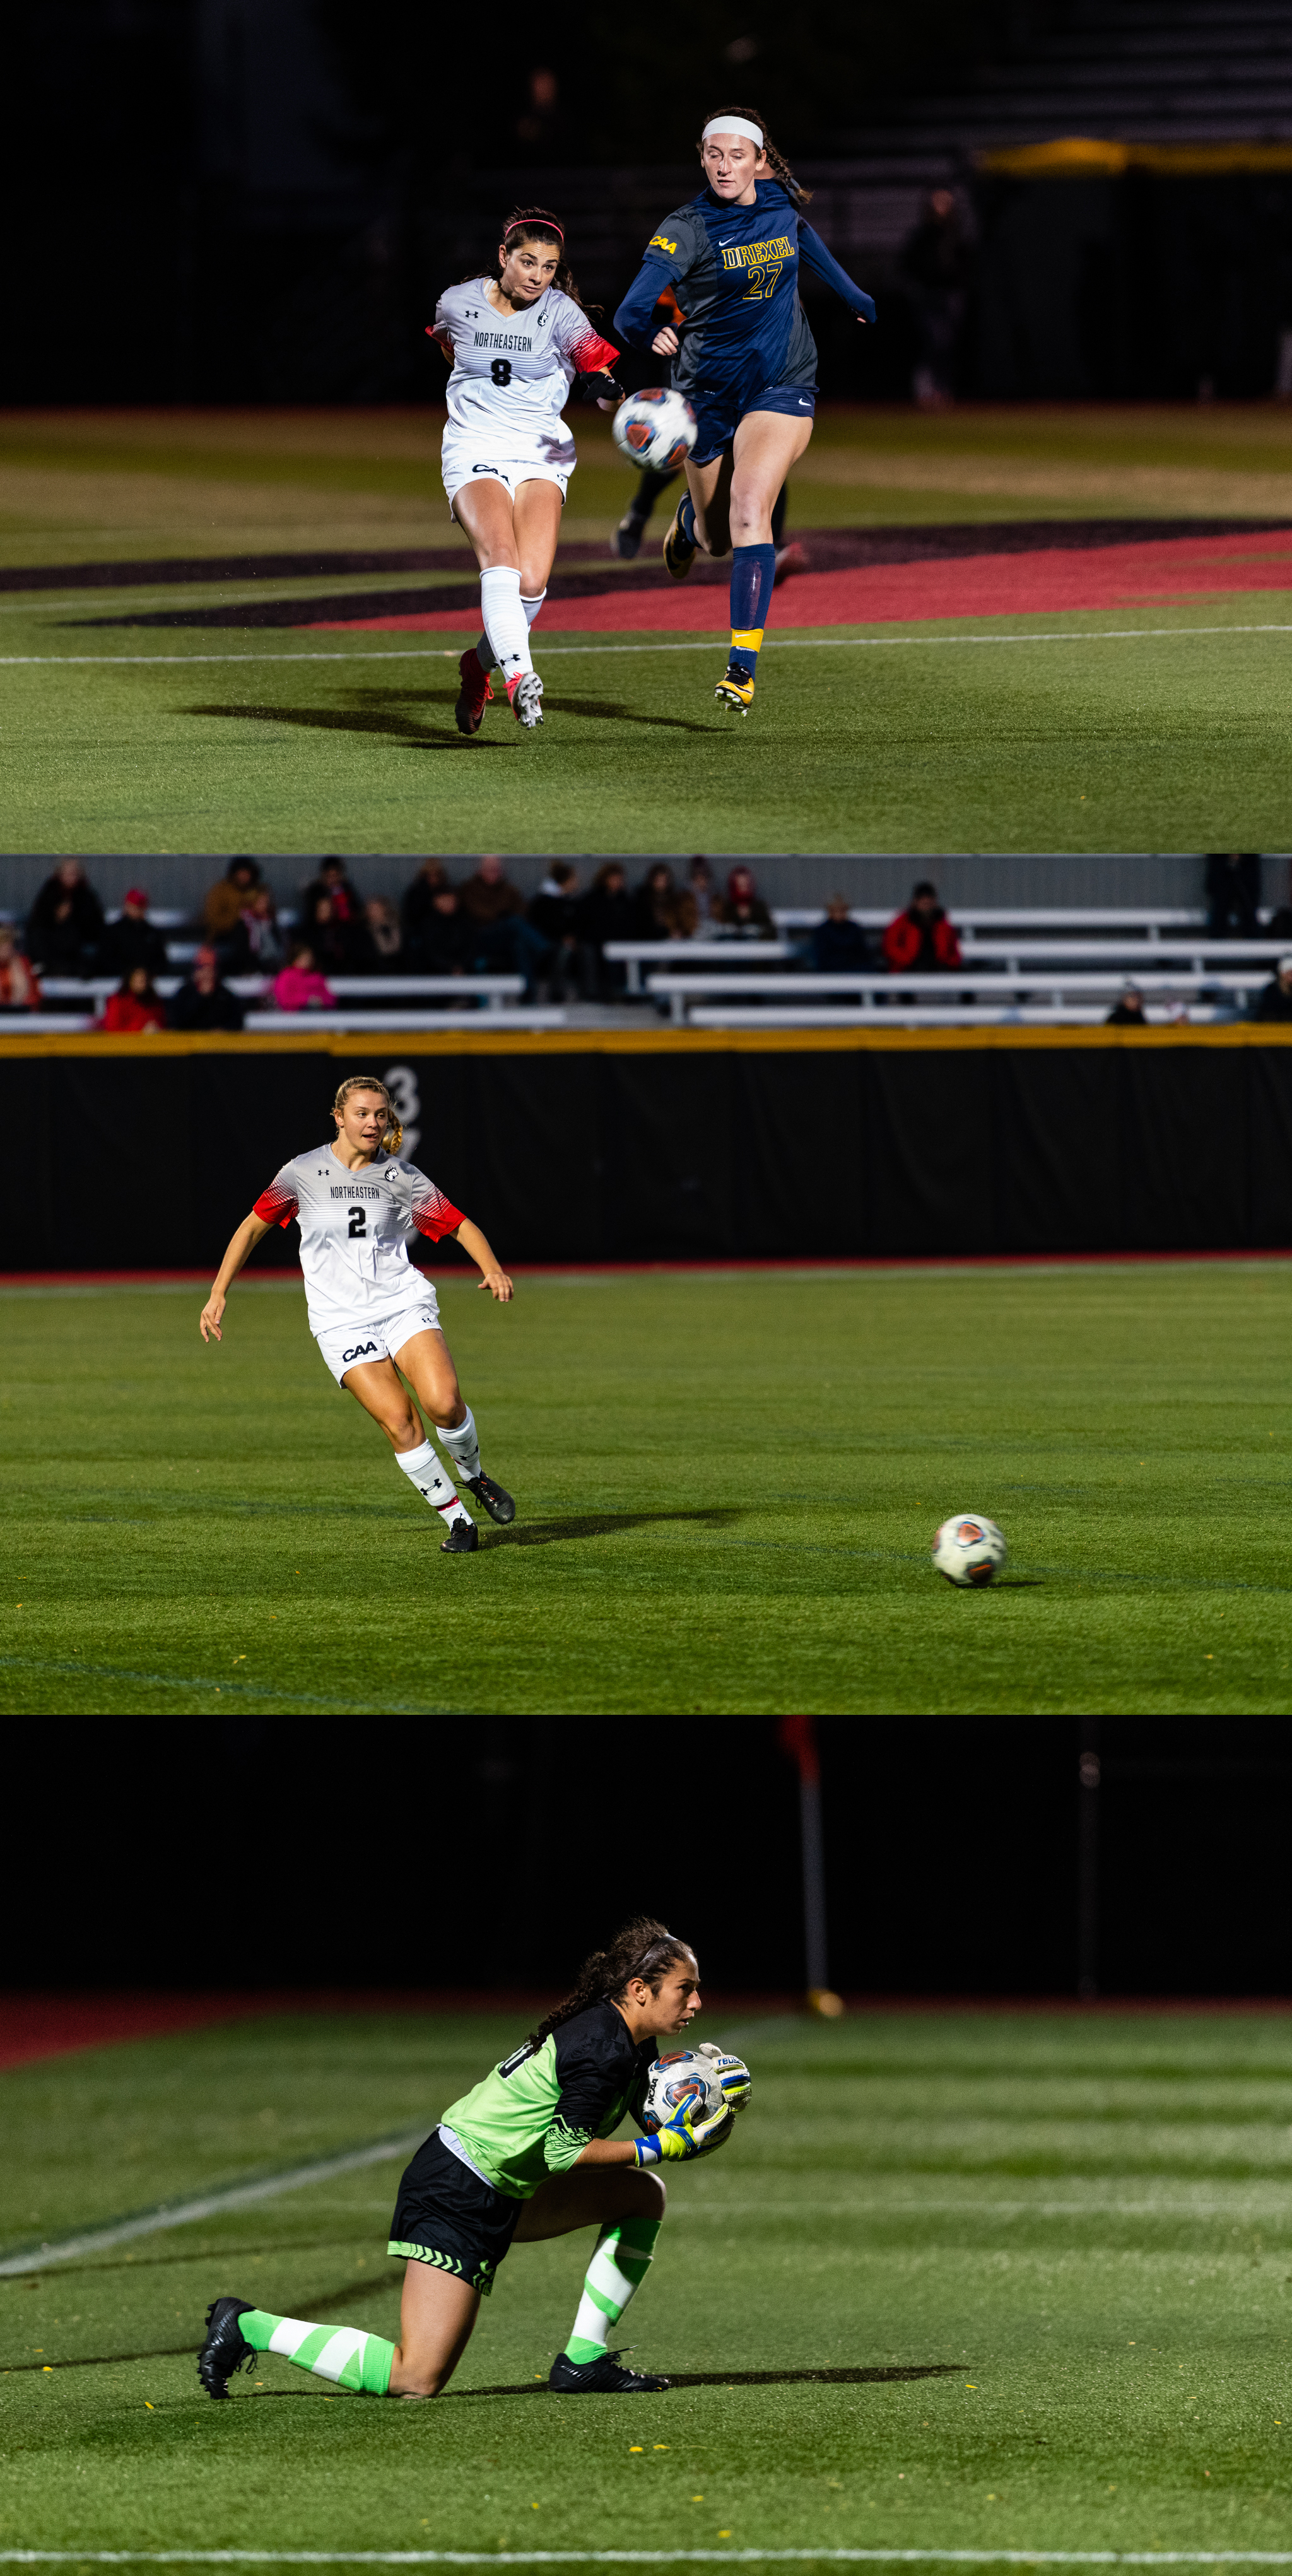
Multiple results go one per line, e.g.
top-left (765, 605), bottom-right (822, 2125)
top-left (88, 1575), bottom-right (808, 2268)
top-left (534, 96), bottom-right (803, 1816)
top-left (527, 1915), bottom-right (695, 2049)
top-left (697, 104), bottom-right (812, 207)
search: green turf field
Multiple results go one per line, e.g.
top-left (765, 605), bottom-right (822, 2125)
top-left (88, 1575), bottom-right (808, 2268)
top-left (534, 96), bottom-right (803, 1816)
top-left (5, 2004), bottom-right (1292, 2565)
top-left (3, 1259), bottom-right (1289, 1717)
top-left (6, 404), bottom-right (1292, 856)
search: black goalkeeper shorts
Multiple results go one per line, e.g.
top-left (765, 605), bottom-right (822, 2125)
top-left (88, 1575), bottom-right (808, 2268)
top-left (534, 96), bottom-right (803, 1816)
top-left (388, 2127), bottom-right (523, 2297)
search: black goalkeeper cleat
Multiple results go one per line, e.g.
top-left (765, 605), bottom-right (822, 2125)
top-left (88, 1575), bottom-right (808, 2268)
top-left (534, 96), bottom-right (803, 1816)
top-left (441, 1515), bottom-right (479, 1553)
top-left (198, 2297), bottom-right (256, 2400)
top-left (549, 2348), bottom-right (671, 2394)
top-left (466, 1471), bottom-right (515, 1525)
top-left (614, 512), bottom-right (647, 560)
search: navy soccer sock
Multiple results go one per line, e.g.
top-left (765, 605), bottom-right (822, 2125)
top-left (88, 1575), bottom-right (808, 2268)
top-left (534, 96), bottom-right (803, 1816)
top-left (728, 541), bottom-right (776, 678)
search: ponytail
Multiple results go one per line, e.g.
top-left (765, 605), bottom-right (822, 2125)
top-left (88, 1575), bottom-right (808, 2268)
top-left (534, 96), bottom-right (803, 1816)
top-left (527, 1915), bottom-right (693, 2050)
top-left (331, 1074), bottom-right (403, 1156)
top-left (697, 104), bottom-right (812, 206)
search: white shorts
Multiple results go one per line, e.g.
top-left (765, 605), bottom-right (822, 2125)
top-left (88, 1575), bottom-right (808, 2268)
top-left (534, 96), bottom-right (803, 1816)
top-left (442, 434), bottom-right (570, 517)
top-left (314, 1289), bottom-right (442, 1387)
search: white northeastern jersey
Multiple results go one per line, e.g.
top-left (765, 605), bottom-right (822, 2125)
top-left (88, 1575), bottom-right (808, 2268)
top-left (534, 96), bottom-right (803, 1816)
top-left (254, 1144), bottom-right (464, 1334)
top-left (431, 279), bottom-right (619, 464)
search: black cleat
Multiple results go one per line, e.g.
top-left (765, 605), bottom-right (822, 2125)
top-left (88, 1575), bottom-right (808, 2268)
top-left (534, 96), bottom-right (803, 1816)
top-left (662, 505), bottom-right (697, 580)
top-left (614, 512), bottom-right (647, 560)
top-left (549, 2347), bottom-right (671, 2394)
top-left (466, 1471), bottom-right (515, 1525)
top-left (198, 2297), bottom-right (256, 2400)
top-left (441, 1515), bottom-right (479, 1553)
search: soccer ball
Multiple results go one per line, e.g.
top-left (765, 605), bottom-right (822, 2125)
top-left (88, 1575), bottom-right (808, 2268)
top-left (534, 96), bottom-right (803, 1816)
top-left (932, 1512), bottom-right (1007, 1587)
top-left (638, 2043), bottom-right (743, 2134)
top-left (611, 387), bottom-right (697, 475)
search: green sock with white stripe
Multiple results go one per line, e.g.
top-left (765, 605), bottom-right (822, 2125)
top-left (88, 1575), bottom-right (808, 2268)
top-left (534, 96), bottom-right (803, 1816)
top-left (565, 2216), bottom-right (661, 2365)
top-left (239, 2307), bottom-right (395, 2395)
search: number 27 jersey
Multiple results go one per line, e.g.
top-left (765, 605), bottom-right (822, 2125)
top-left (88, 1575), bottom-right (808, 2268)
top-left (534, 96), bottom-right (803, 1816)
top-left (431, 279), bottom-right (619, 456)
top-left (254, 1145), bottom-right (464, 1332)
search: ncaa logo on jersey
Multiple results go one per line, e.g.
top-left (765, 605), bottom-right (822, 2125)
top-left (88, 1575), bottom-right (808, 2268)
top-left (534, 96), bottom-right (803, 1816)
top-left (342, 1339), bottom-right (378, 1363)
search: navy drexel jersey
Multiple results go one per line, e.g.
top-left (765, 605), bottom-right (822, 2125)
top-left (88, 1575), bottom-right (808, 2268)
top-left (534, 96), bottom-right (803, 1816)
top-left (613, 179), bottom-right (875, 406)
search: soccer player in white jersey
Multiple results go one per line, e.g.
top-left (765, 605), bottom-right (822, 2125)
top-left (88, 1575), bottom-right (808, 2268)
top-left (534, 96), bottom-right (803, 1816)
top-left (430, 206), bottom-right (623, 733)
top-left (199, 1076), bottom-right (515, 1555)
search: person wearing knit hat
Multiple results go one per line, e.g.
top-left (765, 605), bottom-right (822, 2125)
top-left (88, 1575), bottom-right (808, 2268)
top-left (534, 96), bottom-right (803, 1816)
top-left (96, 887), bottom-right (168, 981)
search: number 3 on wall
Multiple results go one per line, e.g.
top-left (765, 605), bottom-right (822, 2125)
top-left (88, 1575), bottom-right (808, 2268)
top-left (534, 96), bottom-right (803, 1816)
top-left (384, 1063), bottom-right (421, 1160)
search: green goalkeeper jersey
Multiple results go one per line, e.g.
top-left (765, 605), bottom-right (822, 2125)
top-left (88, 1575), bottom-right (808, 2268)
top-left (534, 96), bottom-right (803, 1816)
top-left (441, 1999), bottom-right (656, 2200)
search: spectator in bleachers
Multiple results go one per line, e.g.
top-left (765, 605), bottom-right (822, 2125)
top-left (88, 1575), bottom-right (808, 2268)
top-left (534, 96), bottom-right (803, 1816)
top-left (686, 856), bottom-right (719, 932)
top-left (811, 897), bottom-right (872, 974)
top-left (301, 859), bottom-right (372, 970)
top-left (270, 943), bottom-right (336, 1011)
top-left (168, 946), bottom-right (245, 1032)
top-left (578, 863), bottom-right (635, 996)
top-left (203, 857), bottom-right (266, 943)
top-left (900, 190), bottom-right (970, 408)
top-left (716, 866), bottom-right (773, 936)
top-left (97, 966), bottom-right (166, 1033)
top-left (883, 881), bottom-right (961, 973)
top-left (418, 887), bottom-right (477, 982)
top-left (529, 864), bottom-right (582, 998)
top-left (220, 884), bottom-right (283, 975)
top-left (460, 855), bottom-right (546, 991)
top-left (1251, 957), bottom-right (1292, 1022)
top-left (1205, 852), bottom-right (1261, 939)
top-left (1106, 984), bottom-right (1148, 1026)
top-left (23, 861), bottom-right (105, 974)
top-left (0, 927), bottom-right (41, 1011)
top-left (97, 888), bottom-right (169, 982)
top-left (365, 898), bottom-right (403, 970)
top-left (633, 863), bottom-right (696, 941)
top-left (401, 861), bottom-right (452, 955)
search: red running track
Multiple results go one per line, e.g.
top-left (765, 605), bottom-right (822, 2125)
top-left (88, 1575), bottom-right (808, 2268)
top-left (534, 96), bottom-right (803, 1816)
top-left (305, 527), bottom-right (1292, 635)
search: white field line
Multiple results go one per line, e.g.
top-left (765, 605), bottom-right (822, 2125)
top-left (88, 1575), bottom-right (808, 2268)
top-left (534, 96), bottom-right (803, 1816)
top-left (0, 2132), bottom-right (425, 2279)
top-left (6, 623), bottom-right (1292, 666)
top-left (8, 2555), bottom-right (1292, 2568)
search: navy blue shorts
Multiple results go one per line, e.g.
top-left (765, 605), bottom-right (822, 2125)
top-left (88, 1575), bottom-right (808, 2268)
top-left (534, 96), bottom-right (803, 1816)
top-left (690, 380), bottom-right (816, 467)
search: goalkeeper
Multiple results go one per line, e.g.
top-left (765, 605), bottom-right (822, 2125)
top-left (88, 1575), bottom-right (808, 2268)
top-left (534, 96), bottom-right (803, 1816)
top-left (197, 1917), bottom-right (748, 2403)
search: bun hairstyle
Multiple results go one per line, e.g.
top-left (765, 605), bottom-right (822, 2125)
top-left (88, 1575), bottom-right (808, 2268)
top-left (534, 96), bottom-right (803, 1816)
top-left (490, 205), bottom-right (590, 310)
top-left (332, 1074), bottom-right (402, 1156)
top-left (527, 1915), bottom-right (695, 2049)
top-left (698, 104), bottom-right (812, 206)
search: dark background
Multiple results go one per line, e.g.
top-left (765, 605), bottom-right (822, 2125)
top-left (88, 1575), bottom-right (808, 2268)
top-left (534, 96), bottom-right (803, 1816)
top-left (9, 1040), bottom-right (1292, 1269)
top-left (9, 1720), bottom-right (1290, 1997)
top-left (10, 1), bottom-right (1289, 404)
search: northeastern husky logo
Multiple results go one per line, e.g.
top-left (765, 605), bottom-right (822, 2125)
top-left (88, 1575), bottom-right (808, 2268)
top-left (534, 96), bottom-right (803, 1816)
top-left (342, 1339), bottom-right (378, 1363)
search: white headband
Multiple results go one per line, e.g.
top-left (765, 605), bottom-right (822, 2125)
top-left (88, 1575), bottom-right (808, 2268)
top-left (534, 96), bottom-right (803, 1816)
top-left (702, 117), bottom-right (764, 148)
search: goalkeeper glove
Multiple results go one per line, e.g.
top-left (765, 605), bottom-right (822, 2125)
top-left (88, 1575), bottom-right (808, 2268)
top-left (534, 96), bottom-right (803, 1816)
top-left (633, 2097), bottom-right (734, 2167)
top-left (696, 2042), bottom-right (752, 2114)
top-left (576, 370), bottom-right (624, 404)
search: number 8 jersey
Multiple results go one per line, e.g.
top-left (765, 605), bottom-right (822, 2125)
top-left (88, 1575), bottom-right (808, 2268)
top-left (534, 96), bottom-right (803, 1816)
top-left (254, 1146), bottom-right (464, 1334)
top-left (431, 279), bottom-right (620, 469)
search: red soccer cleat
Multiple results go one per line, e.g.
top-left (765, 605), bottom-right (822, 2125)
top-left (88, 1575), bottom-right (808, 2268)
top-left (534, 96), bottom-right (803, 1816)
top-left (455, 648), bottom-right (493, 736)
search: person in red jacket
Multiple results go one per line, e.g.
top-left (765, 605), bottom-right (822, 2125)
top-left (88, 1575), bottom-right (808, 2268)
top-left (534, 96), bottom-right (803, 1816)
top-left (882, 881), bottom-right (962, 973)
top-left (97, 966), bottom-right (167, 1032)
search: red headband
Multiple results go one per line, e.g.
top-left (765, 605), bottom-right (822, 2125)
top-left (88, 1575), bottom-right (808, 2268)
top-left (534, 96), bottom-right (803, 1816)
top-left (505, 216), bottom-right (564, 244)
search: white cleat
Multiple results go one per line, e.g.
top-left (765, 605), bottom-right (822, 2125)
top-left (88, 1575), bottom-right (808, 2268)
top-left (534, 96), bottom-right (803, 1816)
top-left (508, 671), bottom-right (544, 730)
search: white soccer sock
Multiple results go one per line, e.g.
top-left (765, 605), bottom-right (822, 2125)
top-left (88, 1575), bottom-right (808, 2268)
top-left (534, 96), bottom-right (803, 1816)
top-left (479, 567), bottom-right (532, 683)
top-left (436, 1408), bottom-right (481, 1483)
top-left (477, 591), bottom-right (545, 673)
top-left (396, 1436), bottom-right (471, 1527)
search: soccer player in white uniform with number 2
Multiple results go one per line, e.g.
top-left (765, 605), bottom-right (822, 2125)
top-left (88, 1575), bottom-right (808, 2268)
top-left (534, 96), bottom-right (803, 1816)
top-left (199, 1076), bottom-right (515, 1554)
top-left (430, 206), bottom-right (623, 734)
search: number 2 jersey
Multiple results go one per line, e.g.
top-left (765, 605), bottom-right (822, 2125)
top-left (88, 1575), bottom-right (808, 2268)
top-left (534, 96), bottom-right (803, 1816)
top-left (430, 280), bottom-right (620, 466)
top-left (613, 177), bottom-right (876, 411)
top-left (253, 1144), bottom-right (464, 1334)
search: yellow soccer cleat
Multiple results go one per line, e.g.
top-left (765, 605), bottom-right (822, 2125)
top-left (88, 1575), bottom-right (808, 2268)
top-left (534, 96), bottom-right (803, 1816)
top-left (662, 504), bottom-right (697, 580)
top-left (715, 661), bottom-right (755, 714)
